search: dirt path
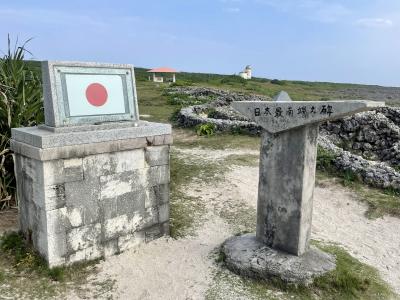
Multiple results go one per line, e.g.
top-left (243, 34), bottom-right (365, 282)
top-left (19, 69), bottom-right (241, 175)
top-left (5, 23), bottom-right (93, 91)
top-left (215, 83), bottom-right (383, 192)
top-left (67, 145), bottom-right (400, 299)
top-left (313, 183), bottom-right (400, 295)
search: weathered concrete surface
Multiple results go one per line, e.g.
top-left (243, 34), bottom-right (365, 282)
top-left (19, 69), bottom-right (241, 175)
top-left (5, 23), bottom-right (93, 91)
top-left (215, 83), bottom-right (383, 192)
top-left (10, 134), bottom-right (172, 161)
top-left (11, 121), bottom-right (171, 148)
top-left (222, 234), bottom-right (336, 285)
top-left (12, 125), bottom-right (172, 267)
top-left (257, 125), bottom-right (318, 255)
top-left (232, 100), bottom-right (385, 134)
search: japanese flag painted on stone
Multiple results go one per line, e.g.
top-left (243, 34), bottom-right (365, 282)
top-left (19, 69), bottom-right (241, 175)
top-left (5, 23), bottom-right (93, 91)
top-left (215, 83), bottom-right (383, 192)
top-left (64, 74), bottom-right (127, 117)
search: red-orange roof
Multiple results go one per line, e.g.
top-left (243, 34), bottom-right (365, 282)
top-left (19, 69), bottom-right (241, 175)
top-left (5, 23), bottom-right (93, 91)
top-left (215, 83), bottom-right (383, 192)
top-left (147, 67), bottom-right (179, 73)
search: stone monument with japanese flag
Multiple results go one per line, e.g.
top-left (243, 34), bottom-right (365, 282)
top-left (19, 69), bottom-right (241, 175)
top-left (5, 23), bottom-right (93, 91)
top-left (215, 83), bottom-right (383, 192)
top-left (11, 61), bottom-right (171, 267)
top-left (221, 91), bottom-right (385, 284)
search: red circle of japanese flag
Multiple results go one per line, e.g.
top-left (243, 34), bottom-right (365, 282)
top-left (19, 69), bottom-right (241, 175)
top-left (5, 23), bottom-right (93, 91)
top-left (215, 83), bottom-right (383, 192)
top-left (85, 83), bottom-right (108, 107)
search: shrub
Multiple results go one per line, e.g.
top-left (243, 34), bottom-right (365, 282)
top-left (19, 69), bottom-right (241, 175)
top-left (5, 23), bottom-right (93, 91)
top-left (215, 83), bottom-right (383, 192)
top-left (220, 75), bottom-right (247, 86)
top-left (169, 107), bottom-right (182, 123)
top-left (0, 36), bottom-right (43, 209)
top-left (207, 108), bottom-right (218, 118)
top-left (196, 123), bottom-right (216, 136)
top-left (169, 80), bottom-right (193, 87)
top-left (270, 79), bottom-right (286, 85)
top-left (316, 146), bottom-right (337, 172)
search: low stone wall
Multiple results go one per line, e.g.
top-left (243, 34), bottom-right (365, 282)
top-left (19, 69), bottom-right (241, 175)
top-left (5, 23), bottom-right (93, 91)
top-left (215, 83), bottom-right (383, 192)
top-left (321, 108), bottom-right (400, 167)
top-left (319, 135), bottom-right (400, 190)
top-left (176, 105), bottom-right (261, 135)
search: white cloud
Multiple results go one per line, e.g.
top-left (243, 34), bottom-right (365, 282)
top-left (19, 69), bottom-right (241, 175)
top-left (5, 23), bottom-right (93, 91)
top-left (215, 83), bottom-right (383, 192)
top-left (355, 18), bottom-right (393, 28)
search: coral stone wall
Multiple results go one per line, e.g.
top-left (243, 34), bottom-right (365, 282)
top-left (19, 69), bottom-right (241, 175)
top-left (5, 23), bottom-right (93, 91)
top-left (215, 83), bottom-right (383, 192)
top-left (321, 108), bottom-right (400, 167)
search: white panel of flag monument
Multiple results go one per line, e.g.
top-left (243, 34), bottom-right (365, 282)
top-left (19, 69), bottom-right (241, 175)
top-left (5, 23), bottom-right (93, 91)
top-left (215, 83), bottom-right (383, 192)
top-left (41, 61), bottom-right (139, 127)
top-left (65, 74), bottom-right (126, 116)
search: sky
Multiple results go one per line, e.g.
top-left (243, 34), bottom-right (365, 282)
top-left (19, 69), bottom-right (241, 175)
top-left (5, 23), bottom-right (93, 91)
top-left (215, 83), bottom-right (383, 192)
top-left (1, 0), bottom-right (399, 86)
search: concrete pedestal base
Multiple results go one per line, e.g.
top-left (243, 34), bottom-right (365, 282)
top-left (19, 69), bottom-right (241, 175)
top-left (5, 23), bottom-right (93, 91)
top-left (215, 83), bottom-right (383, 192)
top-left (11, 121), bottom-right (172, 267)
top-left (221, 234), bottom-right (336, 285)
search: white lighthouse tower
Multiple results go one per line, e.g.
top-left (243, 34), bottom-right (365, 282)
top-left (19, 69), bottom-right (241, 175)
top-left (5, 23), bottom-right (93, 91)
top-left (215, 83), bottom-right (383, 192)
top-left (239, 65), bottom-right (252, 80)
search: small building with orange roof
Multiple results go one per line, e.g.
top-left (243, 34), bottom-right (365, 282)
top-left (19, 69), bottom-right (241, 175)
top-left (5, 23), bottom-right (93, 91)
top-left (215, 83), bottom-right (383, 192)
top-left (147, 67), bottom-right (179, 83)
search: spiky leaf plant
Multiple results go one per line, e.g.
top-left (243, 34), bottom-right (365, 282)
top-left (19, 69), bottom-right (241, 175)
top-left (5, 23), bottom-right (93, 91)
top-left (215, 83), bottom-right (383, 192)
top-left (0, 36), bottom-right (43, 209)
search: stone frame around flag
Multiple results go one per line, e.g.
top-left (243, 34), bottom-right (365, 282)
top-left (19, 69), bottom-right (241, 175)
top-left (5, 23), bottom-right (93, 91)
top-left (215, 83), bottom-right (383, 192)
top-left (42, 61), bottom-right (139, 127)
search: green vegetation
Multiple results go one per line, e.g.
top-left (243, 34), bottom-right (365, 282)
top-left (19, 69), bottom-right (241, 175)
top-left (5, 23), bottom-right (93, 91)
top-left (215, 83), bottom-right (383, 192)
top-left (316, 146), bottom-right (338, 173)
top-left (136, 81), bottom-right (177, 122)
top-left (207, 243), bottom-right (394, 300)
top-left (0, 231), bottom-right (113, 299)
top-left (196, 123), bottom-right (216, 136)
top-left (0, 37), bottom-right (43, 209)
top-left (169, 79), bottom-right (194, 87)
top-left (270, 79), bottom-right (286, 85)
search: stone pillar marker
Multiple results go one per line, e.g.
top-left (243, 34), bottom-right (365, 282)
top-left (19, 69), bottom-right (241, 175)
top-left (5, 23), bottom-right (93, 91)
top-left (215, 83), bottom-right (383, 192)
top-left (221, 91), bottom-right (385, 284)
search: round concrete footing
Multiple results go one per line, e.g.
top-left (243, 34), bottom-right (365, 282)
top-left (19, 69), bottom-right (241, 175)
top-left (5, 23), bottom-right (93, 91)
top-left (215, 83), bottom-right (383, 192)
top-left (221, 233), bottom-right (336, 285)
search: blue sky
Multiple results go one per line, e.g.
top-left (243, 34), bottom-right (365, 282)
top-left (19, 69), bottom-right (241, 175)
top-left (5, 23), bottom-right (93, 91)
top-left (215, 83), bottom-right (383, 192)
top-left (1, 0), bottom-right (399, 86)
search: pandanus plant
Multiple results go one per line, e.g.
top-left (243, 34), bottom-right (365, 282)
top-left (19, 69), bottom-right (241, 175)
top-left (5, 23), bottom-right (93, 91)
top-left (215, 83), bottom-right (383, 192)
top-left (0, 35), bottom-right (43, 209)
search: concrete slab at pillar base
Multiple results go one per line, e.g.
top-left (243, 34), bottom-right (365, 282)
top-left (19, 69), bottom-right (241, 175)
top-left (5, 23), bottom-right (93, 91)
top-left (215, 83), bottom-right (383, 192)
top-left (221, 233), bottom-right (336, 285)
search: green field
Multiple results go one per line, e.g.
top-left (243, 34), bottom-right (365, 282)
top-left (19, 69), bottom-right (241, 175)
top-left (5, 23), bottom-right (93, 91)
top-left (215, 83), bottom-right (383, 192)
top-left (134, 66), bottom-right (400, 105)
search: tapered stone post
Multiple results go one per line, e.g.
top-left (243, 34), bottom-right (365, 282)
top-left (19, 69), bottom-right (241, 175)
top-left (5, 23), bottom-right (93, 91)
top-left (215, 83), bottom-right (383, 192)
top-left (221, 91), bottom-right (385, 284)
top-left (257, 124), bottom-right (318, 255)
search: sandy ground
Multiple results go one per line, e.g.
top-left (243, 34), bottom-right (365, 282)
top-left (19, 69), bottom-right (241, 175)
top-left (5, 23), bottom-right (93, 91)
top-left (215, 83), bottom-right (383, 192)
top-left (313, 183), bottom-right (400, 295)
top-left (67, 146), bottom-right (400, 299)
top-left (70, 218), bottom-right (232, 300)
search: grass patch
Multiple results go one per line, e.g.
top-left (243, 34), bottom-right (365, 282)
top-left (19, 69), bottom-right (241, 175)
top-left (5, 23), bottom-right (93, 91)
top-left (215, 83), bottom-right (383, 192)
top-left (207, 243), bottom-right (395, 300)
top-left (311, 243), bottom-right (394, 299)
top-left (0, 232), bottom-right (112, 299)
top-left (174, 128), bottom-right (260, 151)
top-left (346, 181), bottom-right (400, 219)
top-left (169, 150), bottom-right (223, 238)
top-left (136, 81), bottom-right (178, 123)
top-left (169, 191), bottom-right (204, 238)
top-left (224, 154), bottom-right (259, 167)
top-left (217, 203), bottom-right (256, 234)
top-left (316, 146), bottom-right (400, 219)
